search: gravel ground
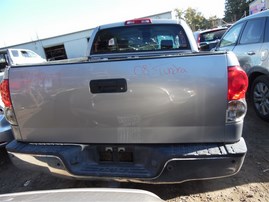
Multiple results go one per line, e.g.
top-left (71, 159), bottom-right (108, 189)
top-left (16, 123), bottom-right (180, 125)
top-left (0, 106), bottom-right (268, 201)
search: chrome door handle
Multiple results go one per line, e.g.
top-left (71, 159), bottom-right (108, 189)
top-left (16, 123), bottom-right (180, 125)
top-left (247, 51), bottom-right (255, 55)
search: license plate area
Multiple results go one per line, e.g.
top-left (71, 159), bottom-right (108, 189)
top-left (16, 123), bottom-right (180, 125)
top-left (98, 146), bottom-right (134, 163)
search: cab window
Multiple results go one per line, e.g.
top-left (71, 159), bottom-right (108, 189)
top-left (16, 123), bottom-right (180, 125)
top-left (239, 18), bottom-right (265, 44)
top-left (11, 50), bottom-right (19, 57)
top-left (91, 24), bottom-right (190, 54)
top-left (21, 50), bottom-right (38, 58)
top-left (219, 23), bottom-right (244, 48)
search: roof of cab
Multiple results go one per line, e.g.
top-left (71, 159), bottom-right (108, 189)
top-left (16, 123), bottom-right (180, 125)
top-left (98, 19), bottom-right (183, 30)
top-left (237, 9), bottom-right (269, 23)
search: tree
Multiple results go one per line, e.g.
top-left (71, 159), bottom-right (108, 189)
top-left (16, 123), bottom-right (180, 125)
top-left (208, 16), bottom-right (219, 28)
top-left (175, 7), bottom-right (218, 31)
top-left (224, 0), bottom-right (254, 22)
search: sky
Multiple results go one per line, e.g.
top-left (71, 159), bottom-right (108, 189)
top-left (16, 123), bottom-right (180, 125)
top-left (0, 0), bottom-right (225, 48)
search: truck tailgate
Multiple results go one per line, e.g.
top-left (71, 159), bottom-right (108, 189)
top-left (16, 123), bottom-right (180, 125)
top-left (9, 54), bottom-right (228, 143)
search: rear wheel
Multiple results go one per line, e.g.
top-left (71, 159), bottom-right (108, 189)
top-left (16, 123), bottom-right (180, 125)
top-left (251, 75), bottom-right (269, 122)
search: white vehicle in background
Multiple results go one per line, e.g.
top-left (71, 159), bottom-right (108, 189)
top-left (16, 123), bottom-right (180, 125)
top-left (0, 48), bottom-right (46, 67)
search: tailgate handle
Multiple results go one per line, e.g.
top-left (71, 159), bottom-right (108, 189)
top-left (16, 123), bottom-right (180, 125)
top-left (90, 78), bottom-right (127, 94)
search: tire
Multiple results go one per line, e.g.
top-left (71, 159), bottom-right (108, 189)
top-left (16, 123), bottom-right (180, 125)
top-left (250, 75), bottom-right (269, 122)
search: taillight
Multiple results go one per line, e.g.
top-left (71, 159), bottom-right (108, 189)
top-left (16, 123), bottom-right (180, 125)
top-left (228, 66), bottom-right (248, 101)
top-left (226, 66), bottom-right (249, 123)
top-left (125, 18), bottom-right (151, 25)
top-left (0, 79), bottom-right (18, 125)
top-left (0, 79), bottom-right (12, 108)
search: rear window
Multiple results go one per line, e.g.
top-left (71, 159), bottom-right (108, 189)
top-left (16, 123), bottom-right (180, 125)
top-left (91, 24), bottom-right (189, 54)
top-left (21, 50), bottom-right (38, 58)
top-left (200, 29), bottom-right (226, 43)
top-left (11, 50), bottom-right (19, 57)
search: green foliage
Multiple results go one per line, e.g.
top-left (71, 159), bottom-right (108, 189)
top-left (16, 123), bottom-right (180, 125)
top-left (175, 7), bottom-right (219, 31)
top-left (224, 0), bottom-right (254, 22)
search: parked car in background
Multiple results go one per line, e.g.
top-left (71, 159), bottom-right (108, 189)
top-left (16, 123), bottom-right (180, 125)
top-left (0, 72), bottom-right (13, 147)
top-left (0, 48), bottom-right (46, 66)
top-left (194, 27), bottom-right (228, 51)
top-left (215, 10), bottom-right (269, 122)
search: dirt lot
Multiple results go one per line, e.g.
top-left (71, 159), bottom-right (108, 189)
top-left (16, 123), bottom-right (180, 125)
top-left (0, 106), bottom-right (268, 202)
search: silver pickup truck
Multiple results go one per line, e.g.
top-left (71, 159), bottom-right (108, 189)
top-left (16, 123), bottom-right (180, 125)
top-left (1, 18), bottom-right (249, 183)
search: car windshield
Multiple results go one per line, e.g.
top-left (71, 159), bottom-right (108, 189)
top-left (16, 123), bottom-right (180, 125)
top-left (91, 24), bottom-right (189, 54)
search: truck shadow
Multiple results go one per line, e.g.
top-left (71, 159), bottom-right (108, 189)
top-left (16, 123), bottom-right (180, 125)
top-left (0, 148), bottom-right (10, 167)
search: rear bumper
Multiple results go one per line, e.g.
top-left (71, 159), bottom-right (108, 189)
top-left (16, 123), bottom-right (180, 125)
top-left (6, 138), bottom-right (247, 183)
